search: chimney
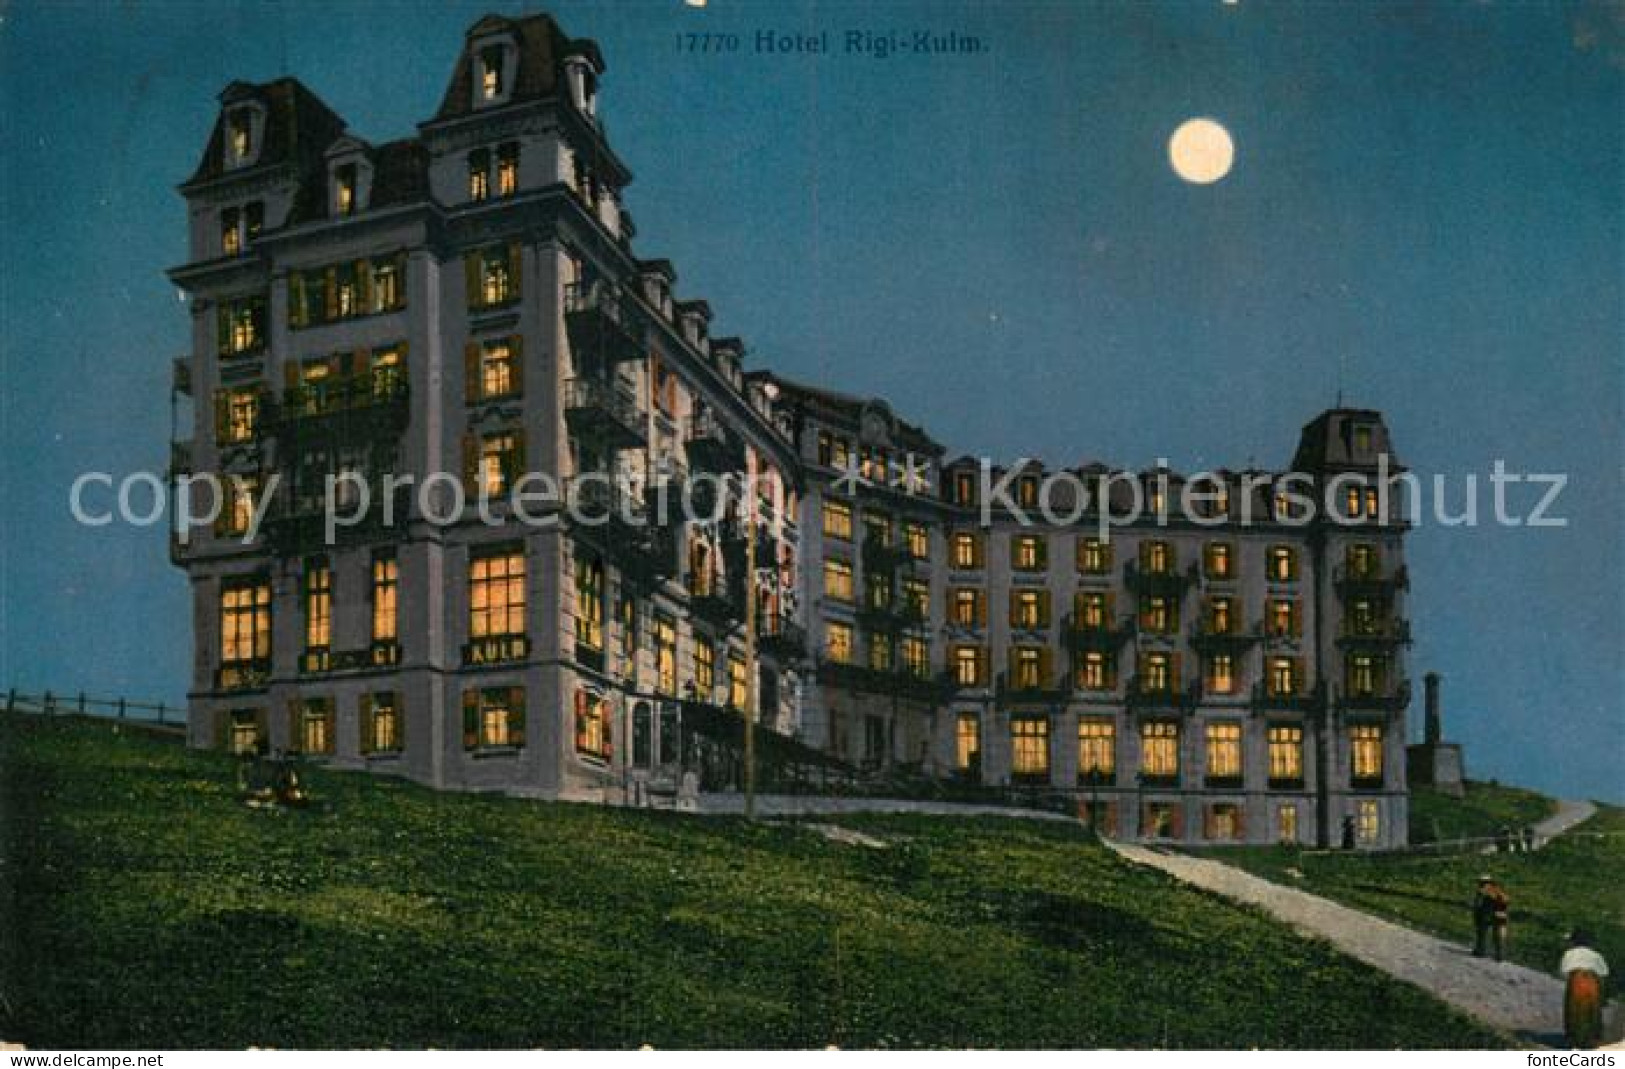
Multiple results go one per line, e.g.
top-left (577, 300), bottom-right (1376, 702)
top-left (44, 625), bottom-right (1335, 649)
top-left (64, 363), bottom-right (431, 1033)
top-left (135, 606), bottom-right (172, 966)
top-left (1424, 671), bottom-right (1442, 745)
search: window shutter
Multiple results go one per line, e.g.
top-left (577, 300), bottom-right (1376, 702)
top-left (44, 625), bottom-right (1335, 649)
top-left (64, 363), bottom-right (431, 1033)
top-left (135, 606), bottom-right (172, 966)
top-left (323, 267), bottom-right (338, 321)
top-left (464, 252), bottom-right (481, 310)
top-left (976, 593), bottom-right (987, 629)
top-left (1038, 647), bottom-right (1053, 688)
top-left (1234, 805), bottom-right (1246, 841)
top-left (359, 694), bottom-right (374, 754)
top-left (506, 241), bottom-right (522, 298)
top-left (283, 360), bottom-right (300, 391)
top-left (213, 390), bottom-right (230, 443)
top-left (507, 687), bottom-right (526, 748)
top-left (216, 304), bottom-right (231, 354)
top-left (253, 707), bottom-right (268, 749)
top-left (394, 692), bottom-right (405, 750)
top-left (1104, 591), bottom-right (1116, 621)
top-left (464, 341), bottom-right (481, 403)
top-left (1170, 806), bottom-right (1185, 840)
top-left (1291, 602), bottom-right (1303, 639)
top-left (327, 352), bottom-right (344, 380)
top-left (1038, 590), bottom-right (1051, 628)
top-left (461, 690), bottom-right (479, 749)
top-left (1037, 539), bottom-right (1048, 570)
top-left (357, 259), bottom-right (375, 313)
top-left (461, 434), bottom-right (478, 497)
top-left (1203, 806), bottom-right (1216, 840)
top-left (1170, 652), bottom-right (1183, 690)
top-left (509, 334), bottom-right (524, 397)
top-left (288, 273), bottom-right (307, 329)
top-left (602, 698), bottom-right (614, 760)
top-left (1008, 593), bottom-right (1019, 628)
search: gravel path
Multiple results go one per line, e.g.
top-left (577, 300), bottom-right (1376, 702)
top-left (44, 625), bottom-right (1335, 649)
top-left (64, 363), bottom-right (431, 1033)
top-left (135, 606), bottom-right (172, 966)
top-left (1107, 837), bottom-right (1600, 1047)
top-left (1533, 799), bottom-right (1598, 846)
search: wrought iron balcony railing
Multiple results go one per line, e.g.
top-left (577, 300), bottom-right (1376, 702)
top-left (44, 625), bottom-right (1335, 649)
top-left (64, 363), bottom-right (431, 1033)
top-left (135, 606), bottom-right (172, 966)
top-left (564, 376), bottom-right (645, 450)
top-left (563, 281), bottom-right (647, 366)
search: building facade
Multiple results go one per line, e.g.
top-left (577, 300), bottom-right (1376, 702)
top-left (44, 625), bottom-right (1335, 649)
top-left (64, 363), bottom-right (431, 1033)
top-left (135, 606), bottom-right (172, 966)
top-left (171, 12), bottom-right (1411, 846)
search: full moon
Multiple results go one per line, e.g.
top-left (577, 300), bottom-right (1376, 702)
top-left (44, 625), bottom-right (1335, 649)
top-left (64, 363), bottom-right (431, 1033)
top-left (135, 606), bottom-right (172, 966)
top-left (1168, 118), bottom-right (1235, 184)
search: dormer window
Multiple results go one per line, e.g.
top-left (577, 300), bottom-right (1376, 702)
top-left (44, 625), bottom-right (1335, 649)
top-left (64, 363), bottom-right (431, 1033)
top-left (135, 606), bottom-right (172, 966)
top-left (335, 164), bottom-right (357, 216)
top-left (229, 111), bottom-right (253, 161)
top-left (222, 208), bottom-right (242, 256)
top-left (480, 45), bottom-right (505, 100)
top-left (497, 143), bottom-right (519, 196)
top-left (468, 149), bottom-right (490, 201)
top-left (1353, 424), bottom-right (1372, 454)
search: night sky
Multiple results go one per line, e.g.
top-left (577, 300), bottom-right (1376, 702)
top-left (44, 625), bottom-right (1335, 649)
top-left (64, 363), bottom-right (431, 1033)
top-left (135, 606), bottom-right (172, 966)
top-left (1, 1), bottom-right (1619, 801)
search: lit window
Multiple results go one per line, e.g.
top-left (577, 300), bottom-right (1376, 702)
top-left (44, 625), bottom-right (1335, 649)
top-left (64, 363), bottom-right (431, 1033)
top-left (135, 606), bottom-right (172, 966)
top-left (863, 510), bottom-right (893, 547)
top-left (951, 588), bottom-right (983, 627)
top-left (469, 244), bottom-right (519, 309)
top-left (1140, 594), bottom-right (1178, 635)
top-left (227, 709), bottom-right (260, 756)
top-left (1206, 596), bottom-right (1233, 635)
top-left (366, 692), bottom-right (400, 753)
top-left (480, 339), bottom-right (516, 399)
top-left (1357, 799), bottom-right (1381, 843)
top-left (1353, 425), bottom-right (1372, 453)
top-left (219, 577), bottom-right (271, 666)
top-left (1268, 725), bottom-right (1303, 783)
top-left (1205, 722), bottom-right (1242, 780)
top-left (221, 475), bottom-right (258, 537)
top-left (478, 432), bottom-right (520, 496)
top-left (468, 148), bottom-right (491, 201)
top-left (469, 549), bottom-right (525, 638)
top-left (1012, 535), bottom-right (1046, 572)
top-left (575, 555), bottom-right (605, 653)
top-left (1140, 721), bottom-right (1179, 778)
top-left (900, 635), bottom-right (928, 678)
top-left (1268, 598), bottom-right (1298, 638)
top-left (951, 532), bottom-right (984, 570)
top-left (905, 522), bottom-right (929, 560)
top-left (1205, 542), bottom-right (1232, 579)
top-left (952, 645), bottom-right (986, 687)
top-left (654, 616), bottom-right (677, 695)
top-left (303, 560), bottom-right (332, 653)
top-left (221, 207), bottom-right (241, 255)
top-left (692, 637), bottom-right (715, 697)
top-left (1267, 545), bottom-right (1298, 582)
top-left (334, 164), bottom-right (357, 216)
top-left (1012, 646), bottom-right (1046, 690)
top-left (299, 697), bottom-right (334, 755)
top-left (1206, 653), bottom-right (1234, 694)
top-left (1268, 656), bottom-right (1299, 697)
top-left (953, 470), bottom-right (975, 506)
top-left (956, 713), bottom-right (980, 772)
top-left (1075, 651), bottom-right (1113, 691)
top-left (902, 578), bottom-right (929, 621)
top-left (574, 689), bottom-right (613, 760)
top-left (728, 654), bottom-right (748, 710)
top-left (1010, 717), bottom-right (1050, 780)
top-left (1351, 724), bottom-right (1384, 783)
top-left (228, 110), bottom-right (253, 161)
top-left (1076, 591), bottom-right (1109, 629)
top-left (464, 687), bottom-right (524, 749)
top-left (480, 45), bottom-right (505, 100)
top-left (1208, 804), bottom-right (1242, 841)
top-left (1277, 804), bottom-right (1300, 844)
top-left (219, 387), bottom-right (259, 444)
top-left (1078, 719), bottom-right (1115, 778)
top-left (823, 559), bottom-right (854, 602)
top-left (1347, 653), bottom-right (1379, 697)
top-left (370, 257), bottom-right (403, 313)
top-left (218, 296), bottom-right (266, 355)
top-left (825, 622), bottom-right (854, 665)
top-left (1142, 540), bottom-right (1173, 575)
top-left (1078, 538), bottom-right (1112, 575)
top-left (867, 633), bottom-right (892, 672)
top-left (1348, 543), bottom-right (1379, 578)
top-left (821, 500), bottom-right (853, 540)
top-left (371, 554), bottom-right (398, 644)
top-left (1011, 589), bottom-right (1047, 630)
top-left (497, 143), bottom-right (519, 196)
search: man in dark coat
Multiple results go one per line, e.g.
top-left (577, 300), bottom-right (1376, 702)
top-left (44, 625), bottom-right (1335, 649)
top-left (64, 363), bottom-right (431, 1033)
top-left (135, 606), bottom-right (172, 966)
top-left (1472, 875), bottom-right (1510, 961)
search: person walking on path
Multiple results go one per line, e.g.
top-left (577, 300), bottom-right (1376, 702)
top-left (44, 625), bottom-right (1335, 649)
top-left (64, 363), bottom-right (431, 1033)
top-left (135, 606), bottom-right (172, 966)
top-left (1560, 929), bottom-right (1610, 1049)
top-left (1472, 875), bottom-right (1510, 961)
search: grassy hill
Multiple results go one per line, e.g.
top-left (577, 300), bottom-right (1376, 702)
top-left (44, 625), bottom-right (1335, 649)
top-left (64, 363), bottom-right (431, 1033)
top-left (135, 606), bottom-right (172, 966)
top-left (1408, 781), bottom-right (1559, 846)
top-left (1217, 792), bottom-right (1623, 985)
top-left (0, 714), bottom-right (1505, 1049)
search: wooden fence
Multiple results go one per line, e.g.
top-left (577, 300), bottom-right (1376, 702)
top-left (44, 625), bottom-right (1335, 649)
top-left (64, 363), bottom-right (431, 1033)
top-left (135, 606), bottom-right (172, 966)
top-left (3, 687), bottom-right (184, 731)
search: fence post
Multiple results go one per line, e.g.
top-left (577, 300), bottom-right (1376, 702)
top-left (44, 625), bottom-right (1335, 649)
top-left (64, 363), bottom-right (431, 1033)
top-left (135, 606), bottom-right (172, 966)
top-left (44, 690), bottom-right (55, 714)
top-left (78, 691), bottom-right (86, 714)
top-left (4, 688), bottom-right (13, 714)
top-left (118, 698), bottom-right (127, 719)
top-left (158, 703), bottom-right (167, 725)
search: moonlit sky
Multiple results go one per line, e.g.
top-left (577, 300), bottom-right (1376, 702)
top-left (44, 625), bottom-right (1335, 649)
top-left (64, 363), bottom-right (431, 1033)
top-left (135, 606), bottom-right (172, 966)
top-left (0, 1), bottom-right (1619, 801)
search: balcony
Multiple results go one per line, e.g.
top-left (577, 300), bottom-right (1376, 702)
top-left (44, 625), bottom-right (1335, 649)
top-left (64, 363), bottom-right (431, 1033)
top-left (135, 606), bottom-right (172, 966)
top-left (1190, 620), bottom-right (1263, 654)
top-left (565, 377), bottom-right (645, 451)
top-left (816, 659), bottom-right (958, 705)
top-left (855, 600), bottom-right (927, 636)
top-left (261, 479), bottom-right (411, 555)
top-left (757, 612), bottom-right (808, 660)
top-left (215, 659), bottom-right (270, 692)
top-left (685, 410), bottom-right (746, 474)
top-left (298, 642), bottom-right (401, 675)
top-left (995, 670), bottom-right (1069, 705)
top-left (270, 369), bottom-right (409, 437)
top-left (1338, 676), bottom-right (1411, 712)
top-left (563, 281), bottom-right (646, 366)
top-left (1124, 562), bottom-right (1197, 599)
top-left (1064, 613), bottom-right (1135, 653)
top-left (861, 533), bottom-right (912, 575)
top-left (1333, 562), bottom-right (1410, 599)
top-left (1251, 679), bottom-right (1325, 713)
top-left (1336, 616), bottom-right (1412, 647)
top-left (463, 634), bottom-right (530, 667)
top-left (1127, 677), bottom-right (1198, 714)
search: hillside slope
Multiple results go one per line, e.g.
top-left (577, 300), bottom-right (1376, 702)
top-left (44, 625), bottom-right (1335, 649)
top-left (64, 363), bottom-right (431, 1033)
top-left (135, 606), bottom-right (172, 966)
top-left (0, 715), bottom-right (1503, 1049)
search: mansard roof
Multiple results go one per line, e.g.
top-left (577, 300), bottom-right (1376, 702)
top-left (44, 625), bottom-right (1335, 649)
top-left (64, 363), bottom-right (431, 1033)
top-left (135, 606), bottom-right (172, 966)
top-left (285, 138), bottom-right (429, 226)
top-left (185, 77), bottom-right (347, 187)
top-left (431, 12), bottom-right (605, 124)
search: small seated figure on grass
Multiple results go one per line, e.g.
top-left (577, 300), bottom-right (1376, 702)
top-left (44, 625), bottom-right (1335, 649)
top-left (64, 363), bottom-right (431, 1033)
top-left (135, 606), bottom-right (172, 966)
top-left (239, 741), bottom-right (279, 809)
top-left (273, 760), bottom-right (309, 808)
top-left (1560, 928), bottom-right (1610, 1050)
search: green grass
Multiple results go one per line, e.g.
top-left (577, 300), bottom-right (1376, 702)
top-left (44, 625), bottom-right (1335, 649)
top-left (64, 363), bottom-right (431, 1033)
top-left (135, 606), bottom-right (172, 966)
top-left (1407, 781), bottom-right (1559, 846)
top-left (1215, 807), bottom-right (1624, 987)
top-left (0, 715), bottom-right (1507, 1049)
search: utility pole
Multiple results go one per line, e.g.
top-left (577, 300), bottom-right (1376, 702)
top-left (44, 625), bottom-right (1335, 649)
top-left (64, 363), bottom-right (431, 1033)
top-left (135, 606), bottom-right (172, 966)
top-left (742, 467), bottom-right (759, 820)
